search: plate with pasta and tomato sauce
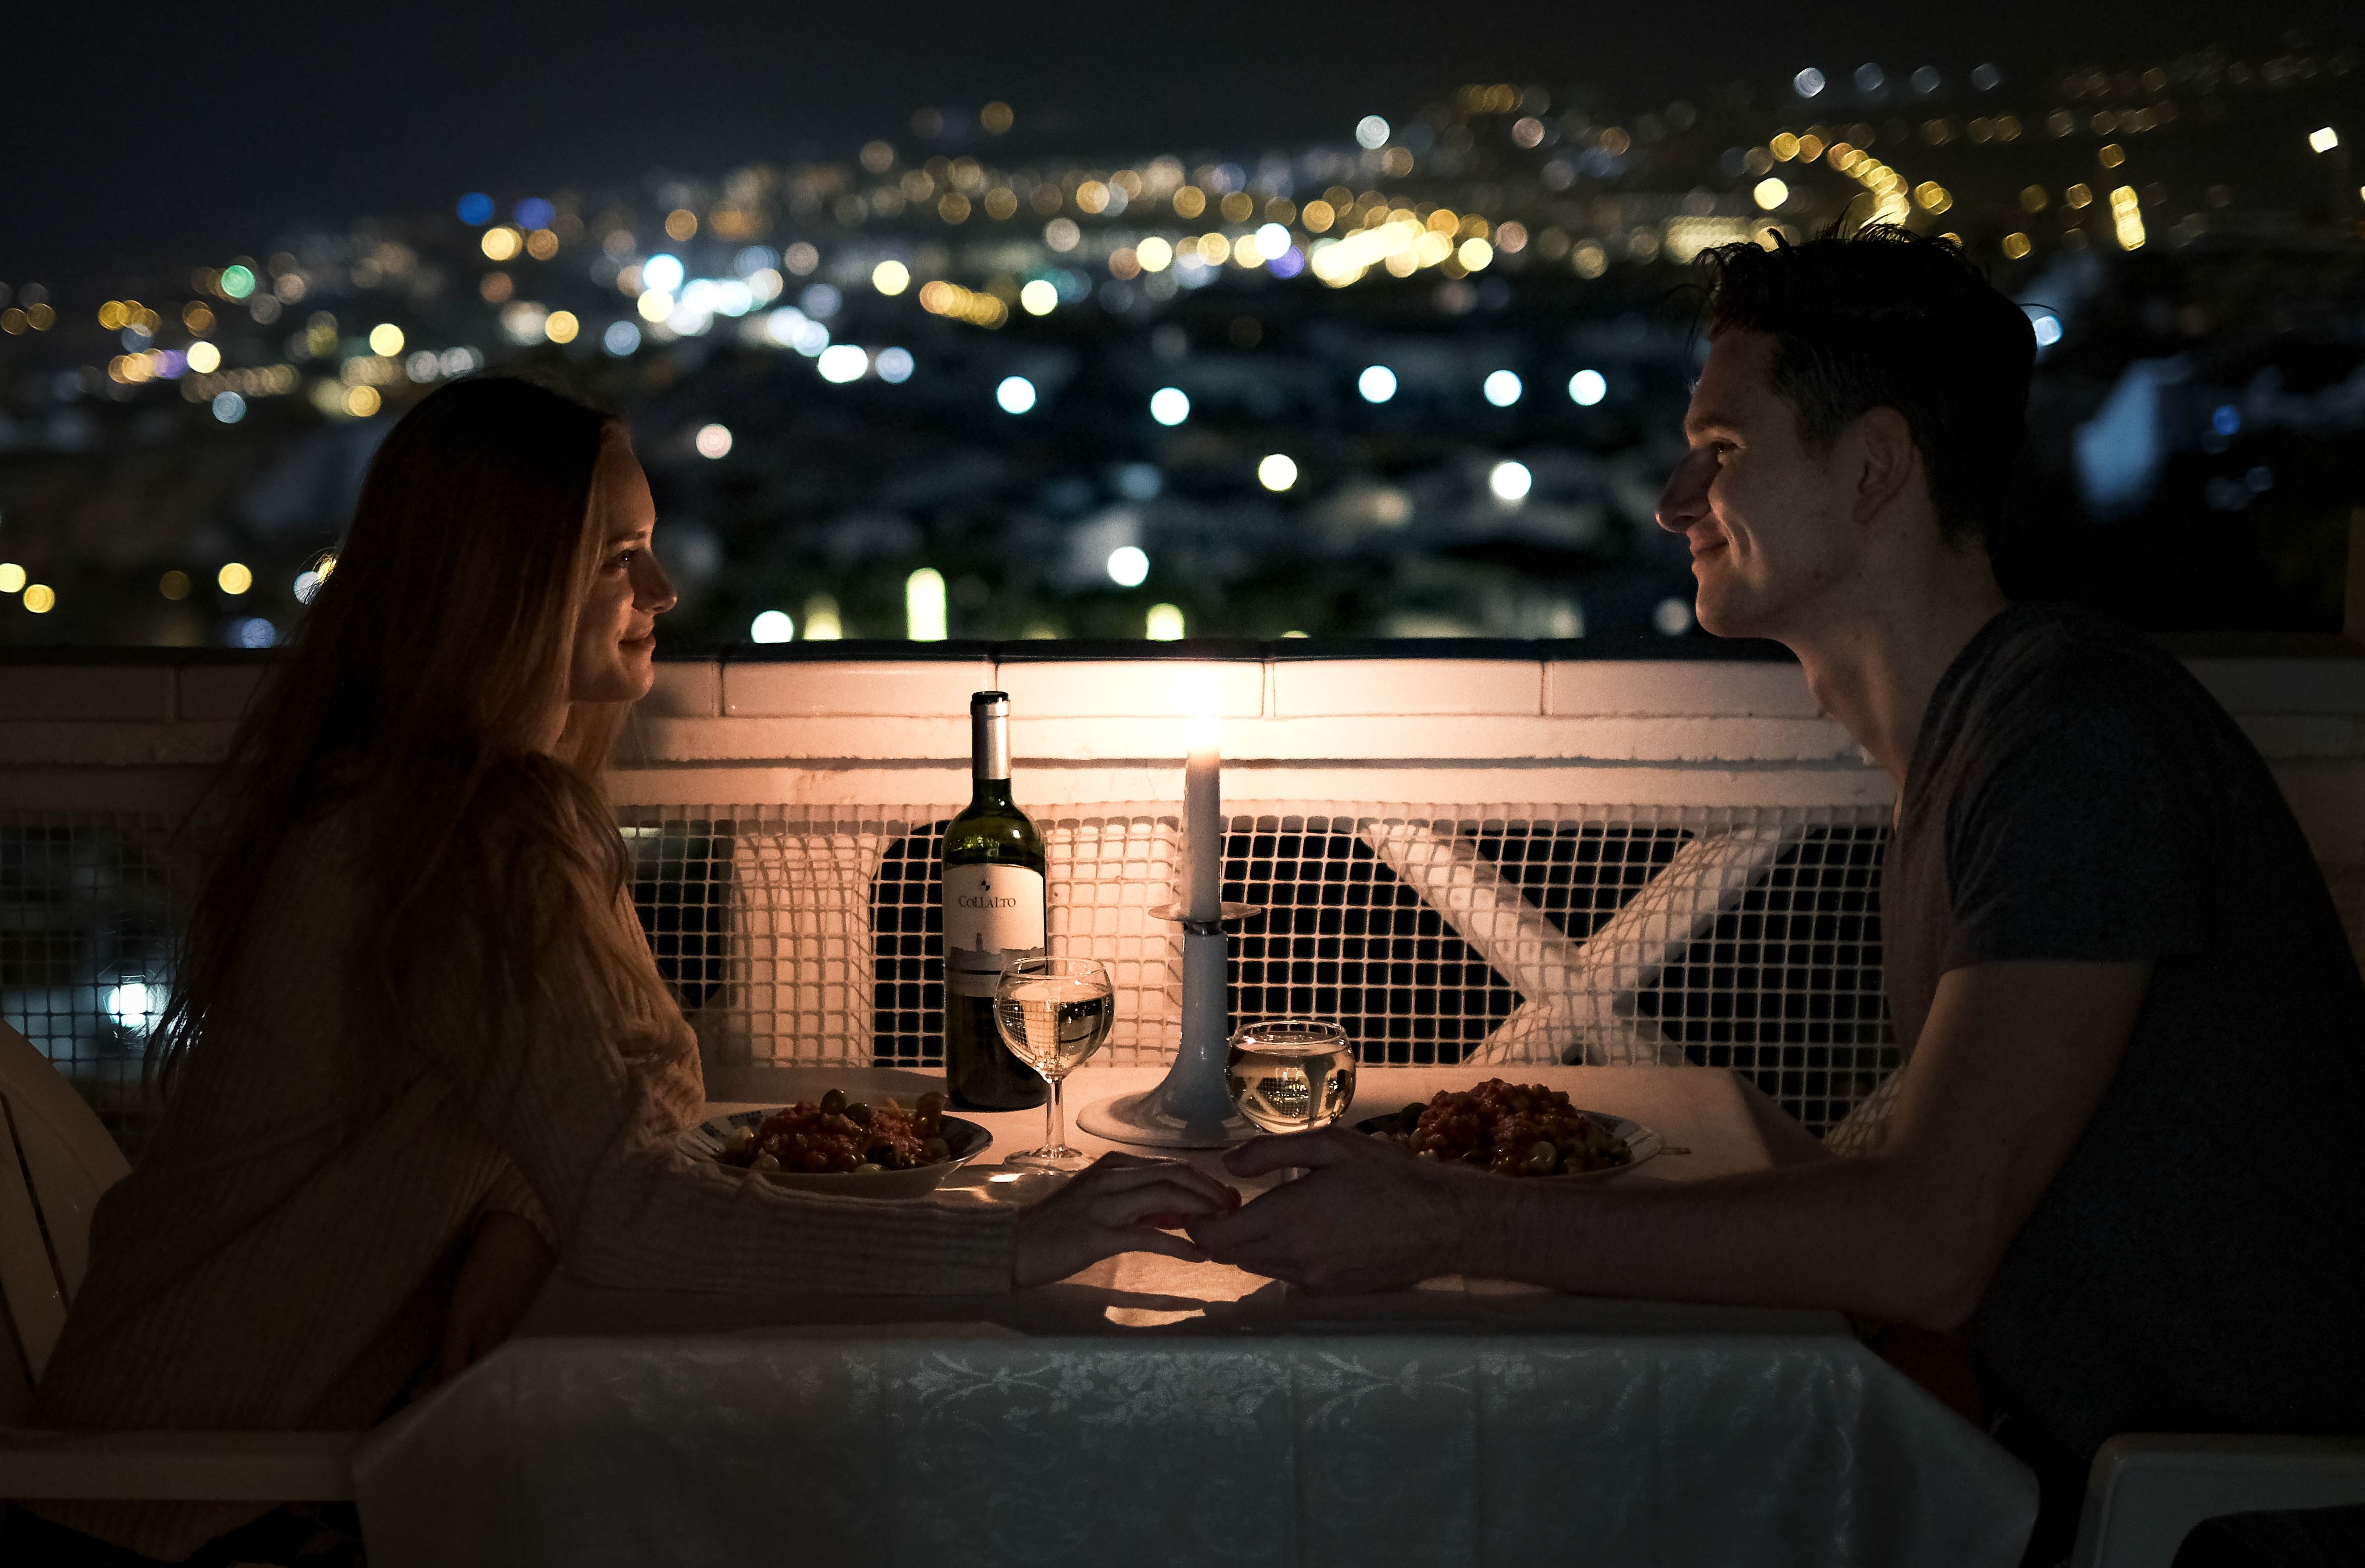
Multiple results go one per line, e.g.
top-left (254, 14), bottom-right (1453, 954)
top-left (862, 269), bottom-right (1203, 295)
top-left (1355, 1079), bottom-right (1663, 1180)
top-left (680, 1089), bottom-right (992, 1199)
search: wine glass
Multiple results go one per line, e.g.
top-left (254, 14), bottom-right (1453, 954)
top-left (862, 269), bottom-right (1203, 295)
top-left (1224, 1019), bottom-right (1356, 1149)
top-left (993, 957), bottom-right (1116, 1171)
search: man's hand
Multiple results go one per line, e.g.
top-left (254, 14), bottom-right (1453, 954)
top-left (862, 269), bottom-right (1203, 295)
top-left (1013, 1153), bottom-right (1242, 1288)
top-left (1184, 1127), bottom-right (1494, 1293)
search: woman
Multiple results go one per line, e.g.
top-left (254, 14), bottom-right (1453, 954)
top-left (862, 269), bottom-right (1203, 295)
top-left (8, 378), bottom-right (1229, 1565)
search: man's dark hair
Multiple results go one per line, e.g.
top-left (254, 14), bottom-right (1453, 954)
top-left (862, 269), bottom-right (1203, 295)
top-left (1698, 227), bottom-right (2036, 548)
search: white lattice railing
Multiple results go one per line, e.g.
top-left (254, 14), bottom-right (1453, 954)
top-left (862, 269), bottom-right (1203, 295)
top-left (622, 799), bottom-right (1898, 1134)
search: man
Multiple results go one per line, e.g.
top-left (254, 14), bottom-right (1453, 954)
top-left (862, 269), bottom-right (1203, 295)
top-left (1188, 230), bottom-right (2365, 1563)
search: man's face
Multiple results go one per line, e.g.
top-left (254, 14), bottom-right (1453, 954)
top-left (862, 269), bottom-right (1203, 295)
top-left (1656, 330), bottom-right (1859, 640)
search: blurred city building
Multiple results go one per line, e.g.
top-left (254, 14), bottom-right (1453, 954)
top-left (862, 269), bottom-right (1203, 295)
top-left (0, 43), bottom-right (2360, 649)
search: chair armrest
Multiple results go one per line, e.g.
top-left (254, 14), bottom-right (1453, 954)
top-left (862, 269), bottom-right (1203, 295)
top-left (0, 1426), bottom-right (358, 1501)
top-left (2070, 1433), bottom-right (2365, 1568)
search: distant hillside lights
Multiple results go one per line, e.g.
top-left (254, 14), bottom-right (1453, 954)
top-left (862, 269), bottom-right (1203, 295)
top-left (1, 558), bottom-right (55, 613)
top-left (905, 568), bottom-right (948, 641)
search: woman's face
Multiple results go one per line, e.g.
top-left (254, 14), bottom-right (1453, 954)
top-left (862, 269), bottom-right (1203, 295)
top-left (569, 434), bottom-right (677, 706)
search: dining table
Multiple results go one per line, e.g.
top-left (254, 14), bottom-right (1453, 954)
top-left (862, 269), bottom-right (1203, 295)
top-left (351, 1063), bottom-right (2039, 1568)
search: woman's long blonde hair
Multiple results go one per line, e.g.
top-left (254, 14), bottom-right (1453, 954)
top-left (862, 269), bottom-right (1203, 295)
top-left (154, 377), bottom-right (660, 1104)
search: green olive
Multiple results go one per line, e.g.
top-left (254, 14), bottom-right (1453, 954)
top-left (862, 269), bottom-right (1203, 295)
top-left (852, 1162), bottom-right (882, 1175)
top-left (923, 1136), bottom-right (951, 1162)
top-left (1522, 1140), bottom-right (1559, 1176)
top-left (751, 1151), bottom-right (780, 1173)
top-left (844, 1101), bottom-right (873, 1125)
top-left (818, 1089), bottom-right (848, 1115)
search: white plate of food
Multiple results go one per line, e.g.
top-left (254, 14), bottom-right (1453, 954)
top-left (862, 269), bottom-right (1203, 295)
top-left (1355, 1079), bottom-right (1663, 1180)
top-left (681, 1089), bottom-right (992, 1199)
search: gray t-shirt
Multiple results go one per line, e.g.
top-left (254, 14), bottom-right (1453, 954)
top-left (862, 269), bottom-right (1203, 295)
top-left (1882, 602), bottom-right (2365, 1461)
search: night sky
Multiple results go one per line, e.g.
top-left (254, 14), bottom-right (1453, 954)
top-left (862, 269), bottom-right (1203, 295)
top-left (4, 0), bottom-right (2350, 284)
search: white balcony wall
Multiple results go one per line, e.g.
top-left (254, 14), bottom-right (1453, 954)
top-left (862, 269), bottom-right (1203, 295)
top-left (0, 653), bottom-right (2360, 863)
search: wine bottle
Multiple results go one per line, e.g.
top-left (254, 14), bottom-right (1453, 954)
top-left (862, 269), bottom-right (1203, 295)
top-left (940, 691), bottom-right (1049, 1110)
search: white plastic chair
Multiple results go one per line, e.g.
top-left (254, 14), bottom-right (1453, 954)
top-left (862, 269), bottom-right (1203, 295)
top-left (0, 1020), bottom-right (356, 1503)
top-left (2069, 1434), bottom-right (2365, 1567)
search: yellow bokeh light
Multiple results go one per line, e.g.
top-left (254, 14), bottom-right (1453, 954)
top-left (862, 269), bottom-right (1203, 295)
top-left (544, 310), bottom-right (579, 344)
top-left (637, 290), bottom-right (672, 323)
top-left (665, 208), bottom-right (698, 241)
top-left (185, 341), bottom-right (223, 374)
top-left (1754, 177), bottom-right (1790, 210)
top-left (1197, 233), bottom-right (1231, 264)
top-left (981, 101), bottom-right (1014, 135)
top-left (1019, 279), bottom-right (1058, 316)
top-left (1075, 181), bottom-right (1110, 214)
top-left (1145, 603), bottom-right (1185, 641)
top-left (1914, 183), bottom-right (1953, 214)
top-left (873, 260), bottom-right (911, 295)
top-left (158, 569), bottom-right (191, 601)
top-left (345, 385), bottom-right (382, 417)
top-left (98, 300), bottom-right (129, 329)
top-left (217, 562), bottom-right (253, 595)
top-left (0, 564), bottom-right (23, 594)
top-left (480, 227), bottom-right (522, 261)
top-left (2066, 184), bottom-right (2093, 209)
top-left (2021, 185), bottom-right (2050, 213)
top-left (938, 192), bottom-right (971, 223)
top-left (368, 323), bottom-right (405, 356)
top-left (2110, 185), bottom-right (2145, 250)
top-left (22, 584), bottom-right (54, 614)
top-left (1220, 192), bottom-right (1254, 224)
top-left (983, 188), bottom-right (1018, 219)
top-left (525, 228), bottom-right (559, 259)
top-left (2097, 143), bottom-right (2126, 169)
top-left (1302, 199), bottom-right (1336, 233)
top-left (2002, 232), bottom-right (2033, 259)
top-left (1457, 237), bottom-right (1494, 271)
top-left (1171, 186), bottom-right (1206, 219)
top-left (1770, 132), bottom-right (1801, 161)
top-left (1135, 236), bottom-right (1174, 272)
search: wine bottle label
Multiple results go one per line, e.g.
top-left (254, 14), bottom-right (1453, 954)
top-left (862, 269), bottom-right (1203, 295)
top-left (942, 864), bottom-right (1047, 997)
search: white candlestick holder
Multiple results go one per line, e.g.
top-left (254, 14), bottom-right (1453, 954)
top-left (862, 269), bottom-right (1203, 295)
top-left (1076, 901), bottom-right (1259, 1149)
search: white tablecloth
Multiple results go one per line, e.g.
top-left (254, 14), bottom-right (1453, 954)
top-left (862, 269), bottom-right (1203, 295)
top-left (350, 1067), bottom-right (2038, 1567)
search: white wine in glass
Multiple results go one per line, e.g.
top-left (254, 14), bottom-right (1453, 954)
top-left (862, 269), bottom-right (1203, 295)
top-left (1225, 1019), bottom-right (1355, 1136)
top-left (993, 957), bottom-right (1116, 1171)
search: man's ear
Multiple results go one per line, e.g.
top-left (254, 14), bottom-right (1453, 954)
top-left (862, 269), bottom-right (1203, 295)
top-left (1846, 407), bottom-right (1919, 528)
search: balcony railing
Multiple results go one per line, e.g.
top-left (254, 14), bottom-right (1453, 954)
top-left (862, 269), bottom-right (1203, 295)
top-left (6, 638), bottom-right (2361, 1154)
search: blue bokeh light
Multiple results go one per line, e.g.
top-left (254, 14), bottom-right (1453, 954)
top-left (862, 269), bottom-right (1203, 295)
top-left (514, 197), bottom-right (555, 231)
top-left (456, 192), bottom-right (494, 226)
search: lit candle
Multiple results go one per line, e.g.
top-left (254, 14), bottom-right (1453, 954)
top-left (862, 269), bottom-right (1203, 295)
top-left (1184, 712), bottom-right (1221, 922)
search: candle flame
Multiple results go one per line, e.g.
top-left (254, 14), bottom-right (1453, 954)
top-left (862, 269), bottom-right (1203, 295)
top-left (1186, 712), bottom-right (1221, 752)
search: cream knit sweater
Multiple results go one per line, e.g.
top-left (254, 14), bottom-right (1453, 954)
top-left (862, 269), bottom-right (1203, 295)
top-left (31, 808), bottom-right (1017, 1559)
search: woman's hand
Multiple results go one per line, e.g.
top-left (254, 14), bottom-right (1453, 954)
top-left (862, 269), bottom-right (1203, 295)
top-left (1012, 1153), bottom-right (1242, 1288)
top-left (1184, 1127), bottom-right (1494, 1294)
top-left (428, 1208), bottom-right (559, 1387)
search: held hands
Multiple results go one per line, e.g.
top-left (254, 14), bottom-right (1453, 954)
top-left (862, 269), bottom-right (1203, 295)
top-left (1184, 1127), bottom-right (1493, 1294)
top-left (1013, 1152), bottom-right (1242, 1288)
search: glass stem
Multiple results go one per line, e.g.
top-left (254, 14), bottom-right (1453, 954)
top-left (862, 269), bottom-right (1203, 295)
top-left (1045, 1075), bottom-right (1067, 1153)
